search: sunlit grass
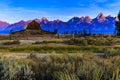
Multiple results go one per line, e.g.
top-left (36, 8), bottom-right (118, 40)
top-left (0, 53), bottom-right (119, 80)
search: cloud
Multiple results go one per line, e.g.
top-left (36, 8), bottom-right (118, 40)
top-left (0, 0), bottom-right (119, 23)
top-left (0, 7), bottom-right (77, 23)
top-left (94, 0), bottom-right (107, 3)
top-left (106, 1), bottom-right (120, 7)
top-left (0, 7), bottom-right (49, 23)
top-left (0, 7), bottom-right (110, 23)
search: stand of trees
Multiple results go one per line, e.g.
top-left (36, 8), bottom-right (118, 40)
top-left (115, 11), bottom-right (120, 36)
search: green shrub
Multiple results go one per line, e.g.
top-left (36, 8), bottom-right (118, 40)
top-left (82, 40), bottom-right (88, 46)
top-left (53, 70), bottom-right (79, 80)
top-left (64, 37), bottom-right (120, 46)
top-left (2, 40), bottom-right (20, 45)
top-left (104, 48), bottom-right (120, 57)
top-left (0, 54), bottom-right (119, 80)
top-left (33, 41), bottom-right (42, 44)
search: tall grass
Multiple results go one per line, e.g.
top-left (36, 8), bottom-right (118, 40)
top-left (53, 70), bottom-right (79, 80)
top-left (0, 53), bottom-right (119, 80)
top-left (0, 45), bottom-right (120, 54)
top-left (64, 37), bottom-right (120, 46)
top-left (8, 45), bottom-right (120, 54)
top-left (104, 48), bottom-right (120, 57)
top-left (2, 40), bottom-right (20, 45)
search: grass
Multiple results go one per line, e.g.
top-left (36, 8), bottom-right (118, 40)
top-left (64, 37), bottom-right (120, 46)
top-left (2, 40), bottom-right (20, 45)
top-left (104, 48), bottom-right (120, 57)
top-left (0, 53), bottom-right (120, 80)
top-left (0, 46), bottom-right (109, 53)
top-left (0, 37), bottom-right (119, 79)
top-left (33, 40), bottom-right (63, 44)
top-left (0, 37), bottom-right (119, 56)
top-left (31, 37), bottom-right (120, 46)
top-left (0, 45), bottom-right (119, 54)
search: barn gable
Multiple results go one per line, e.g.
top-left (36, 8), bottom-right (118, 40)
top-left (10, 20), bottom-right (56, 39)
top-left (24, 20), bottom-right (41, 30)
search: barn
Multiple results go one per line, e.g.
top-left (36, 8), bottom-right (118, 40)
top-left (10, 20), bottom-right (56, 39)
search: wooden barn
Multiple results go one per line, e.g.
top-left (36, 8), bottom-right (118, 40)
top-left (10, 20), bottom-right (56, 39)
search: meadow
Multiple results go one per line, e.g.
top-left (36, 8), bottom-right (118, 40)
top-left (0, 36), bottom-right (119, 80)
top-left (0, 36), bottom-right (120, 54)
top-left (0, 53), bottom-right (120, 80)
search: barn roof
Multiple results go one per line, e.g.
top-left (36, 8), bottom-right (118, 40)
top-left (24, 20), bottom-right (41, 30)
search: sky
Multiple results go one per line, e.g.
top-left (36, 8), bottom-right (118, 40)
top-left (0, 0), bottom-right (120, 23)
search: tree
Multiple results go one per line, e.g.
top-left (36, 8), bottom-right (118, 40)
top-left (115, 11), bottom-right (120, 36)
top-left (54, 29), bottom-right (58, 34)
top-left (83, 28), bottom-right (87, 36)
top-left (88, 27), bottom-right (91, 35)
top-left (9, 29), bottom-right (13, 40)
top-left (64, 31), bottom-right (69, 34)
top-left (10, 29), bottom-right (13, 34)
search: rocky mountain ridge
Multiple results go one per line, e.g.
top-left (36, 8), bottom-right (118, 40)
top-left (0, 13), bottom-right (116, 34)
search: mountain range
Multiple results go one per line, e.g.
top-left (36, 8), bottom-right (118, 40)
top-left (0, 12), bottom-right (116, 34)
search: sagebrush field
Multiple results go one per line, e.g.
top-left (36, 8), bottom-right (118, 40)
top-left (0, 36), bottom-right (119, 80)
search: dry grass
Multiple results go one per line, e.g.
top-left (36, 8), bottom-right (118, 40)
top-left (0, 53), bottom-right (119, 80)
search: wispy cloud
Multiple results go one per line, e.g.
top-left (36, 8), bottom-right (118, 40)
top-left (0, 7), bottom-right (117, 23)
top-left (93, 0), bottom-right (107, 3)
top-left (0, 7), bottom-right (50, 23)
top-left (0, 0), bottom-right (119, 23)
top-left (106, 1), bottom-right (120, 7)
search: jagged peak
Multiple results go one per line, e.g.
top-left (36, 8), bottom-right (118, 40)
top-left (98, 12), bottom-right (104, 15)
top-left (97, 12), bottom-right (106, 23)
top-left (16, 20), bottom-right (26, 24)
top-left (85, 16), bottom-right (91, 19)
top-left (0, 20), bottom-right (9, 24)
top-left (84, 16), bottom-right (91, 23)
top-left (54, 19), bottom-right (63, 23)
top-left (27, 20), bottom-right (32, 23)
top-left (70, 17), bottom-right (80, 22)
top-left (97, 12), bottom-right (105, 19)
top-left (106, 15), bottom-right (114, 18)
top-left (39, 17), bottom-right (49, 24)
top-left (115, 17), bottom-right (119, 21)
top-left (34, 18), bottom-right (41, 23)
top-left (41, 17), bottom-right (49, 21)
top-left (79, 16), bottom-right (85, 22)
top-left (12, 20), bottom-right (26, 25)
top-left (107, 15), bottom-right (112, 17)
top-left (70, 16), bottom-right (78, 19)
top-left (72, 16), bottom-right (80, 19)
top-left (34, 18), bottom-right (41, 21)
top-left (80, 16), bottom-right (85, 18)
top-left (19, 20), bottom-right (25, 22)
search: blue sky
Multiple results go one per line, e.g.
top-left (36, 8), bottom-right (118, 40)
top-left (0, 0), bottom-right (120, 23)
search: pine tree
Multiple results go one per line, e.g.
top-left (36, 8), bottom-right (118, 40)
top-left (115, 11), bottom-right (120, 36)
top-left (83, 28), bottom-right (87, 36)
top-left (54, 29), bottom-right (58, 34)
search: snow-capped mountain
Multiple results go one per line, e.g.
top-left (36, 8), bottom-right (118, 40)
top-left (0, 13), bottom-right (116, 34)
